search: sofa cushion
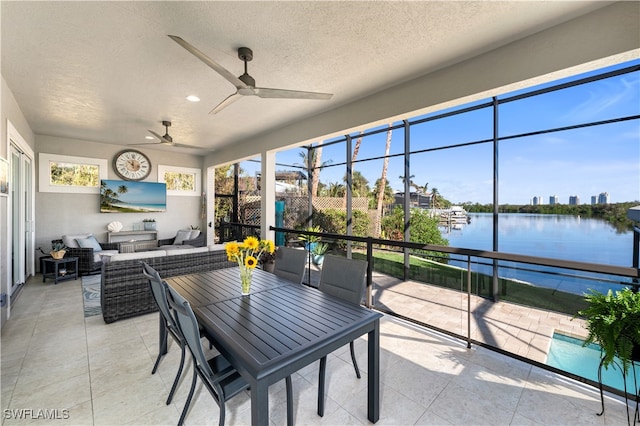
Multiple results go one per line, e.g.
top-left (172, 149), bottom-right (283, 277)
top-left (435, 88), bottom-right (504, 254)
top-left (165, 246), bottom-right (209, 256)
top-left (174, 229), bottom-right (192, 245)
top-left (109, 250), bottom-right (167, 262)
top-left (95, 249), bottom-right (119, 263)
top-left (76, 235), bottom-right (102, 252)
top-left (208, 244), bottom-right (227, 252)
top-left (62, 233), bottom-right (92, 248)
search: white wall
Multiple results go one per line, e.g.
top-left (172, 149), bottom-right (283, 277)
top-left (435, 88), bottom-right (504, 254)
top-left (35, 135), bottom-right (205, 252)
top-left (1, 77), bottom-right (36, 326)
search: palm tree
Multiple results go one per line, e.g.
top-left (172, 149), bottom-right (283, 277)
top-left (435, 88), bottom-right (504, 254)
top-left (297, 144), bottom-right (331, 197)
top-left (311, 141), bottom-right (324, 197)
top-left (399, 174), bottom-right (424, 193)
top-left (351, 131), bottom-right (363, 162)
top-left (399, 174), bottom-right (415, 188)
top-left (374, 124), bottom-right (392, 237)
top-left (345, 171), bottom-right (370, 197)
top-left (431, 187), bottom-right (440, 209)
top-left (326, 182), bottom-right (345, 197)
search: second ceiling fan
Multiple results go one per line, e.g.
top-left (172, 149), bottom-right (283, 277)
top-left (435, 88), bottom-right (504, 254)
top-left (142, 121), bottom-right (200, 149)
top-left (169, 35), bottom-right (333, 114)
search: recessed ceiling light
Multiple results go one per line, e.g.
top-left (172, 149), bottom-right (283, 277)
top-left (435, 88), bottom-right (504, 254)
top-left (186, 95), bottom-right (200, 102)
top-left (145, 135), bottom-right (154, 140)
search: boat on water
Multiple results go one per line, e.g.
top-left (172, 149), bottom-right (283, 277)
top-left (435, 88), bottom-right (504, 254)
top-left (438, 206), bottom-right (470, 224)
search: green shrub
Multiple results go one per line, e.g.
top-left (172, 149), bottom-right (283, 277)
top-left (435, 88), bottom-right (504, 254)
top-left (312, 208), bottom-right (370, 243)
top-left (381, 206), bottom-right (449, 261)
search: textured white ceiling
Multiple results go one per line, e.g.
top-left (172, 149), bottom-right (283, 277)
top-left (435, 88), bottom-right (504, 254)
top-left (1, 1), bottom-right (609, 154)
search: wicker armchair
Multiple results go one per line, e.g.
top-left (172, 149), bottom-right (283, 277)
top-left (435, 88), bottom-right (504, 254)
top-left (52, 238), bottom-right (120, 276)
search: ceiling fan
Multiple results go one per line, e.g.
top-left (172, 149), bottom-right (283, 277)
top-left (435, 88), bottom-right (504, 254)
top-left (134, 121), bottom-right (201, 149)
top-left (168, 35), bottom-right (333, 114)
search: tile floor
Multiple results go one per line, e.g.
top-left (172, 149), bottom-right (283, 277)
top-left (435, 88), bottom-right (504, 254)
top-left (1, 275), bottom-right (635, 425)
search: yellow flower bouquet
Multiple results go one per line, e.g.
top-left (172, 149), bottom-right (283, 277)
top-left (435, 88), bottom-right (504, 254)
top-left (225, 236), bottom-right (275, 294)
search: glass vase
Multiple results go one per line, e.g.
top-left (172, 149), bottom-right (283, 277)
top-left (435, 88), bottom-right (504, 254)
top-left (240, 267), bottom-right (252, 295)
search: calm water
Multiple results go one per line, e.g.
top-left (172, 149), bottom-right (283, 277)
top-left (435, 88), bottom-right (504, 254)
top-left (439, 213), bottom-right (634, 294)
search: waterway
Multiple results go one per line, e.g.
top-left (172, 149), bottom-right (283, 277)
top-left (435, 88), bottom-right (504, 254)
top-left (439, 213), bottom-right (635, 295)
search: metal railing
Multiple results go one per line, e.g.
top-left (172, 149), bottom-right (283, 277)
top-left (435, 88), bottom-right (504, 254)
top-left (217, 221), bottom-right (260, 243)
top-left (270, 225), bottom-right (640, 399)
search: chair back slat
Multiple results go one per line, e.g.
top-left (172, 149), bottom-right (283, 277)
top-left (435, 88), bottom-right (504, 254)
top-left (318, 255), bottom-right (367, 305)
top-left (165, 284), bottom-right (212, 375)
top-left (142, 262), bottom-right (175, 328)
top-left (273, 247), bottom-right (307, 284)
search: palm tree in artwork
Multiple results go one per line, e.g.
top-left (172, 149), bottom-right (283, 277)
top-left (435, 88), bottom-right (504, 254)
top-left (118, 185), bottom-right (128, 196)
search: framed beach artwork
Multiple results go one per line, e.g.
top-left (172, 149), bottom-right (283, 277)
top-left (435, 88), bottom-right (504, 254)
top-left (0, 156), bottom-right (8, 196)
top-left (100, 179), bottom-right (167, 213)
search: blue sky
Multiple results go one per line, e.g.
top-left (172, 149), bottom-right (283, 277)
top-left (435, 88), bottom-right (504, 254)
top-left (242, 59), bottom-right (640, 205)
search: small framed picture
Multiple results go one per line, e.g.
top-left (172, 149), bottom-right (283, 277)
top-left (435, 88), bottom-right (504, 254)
top-left (0, 157), bottom-right (8, 196)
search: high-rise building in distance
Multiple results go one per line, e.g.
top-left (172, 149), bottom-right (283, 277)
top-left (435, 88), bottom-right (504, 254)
top-left (549, 195), bottom-right (558, 205)
top-left (598, 192), bottom-right (610, 204)
top-left (569, 195), bottom-right (580, 205)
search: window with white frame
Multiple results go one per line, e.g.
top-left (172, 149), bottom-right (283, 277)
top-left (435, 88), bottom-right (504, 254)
top-left (38, 153), bottom-right (108, 193)
top-left (158, 165), bottom-right (201, 196)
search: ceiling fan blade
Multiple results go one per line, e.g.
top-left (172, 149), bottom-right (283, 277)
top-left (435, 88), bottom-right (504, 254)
top-left (210, 92), bottom-right (243, 114)
top-left (148, 130), bottom-right (172, 144)
top-left (171, 142), bottom-right (202, 149)
top-left (254, 87), bottom-right (333, 100)
top-left (146, 130), bottom-right (201, 149)
top-left (168, 35), bottom-right (248, 89)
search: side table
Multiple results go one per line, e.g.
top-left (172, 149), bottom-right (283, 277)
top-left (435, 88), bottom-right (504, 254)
top-left (42, 257), bottom-right (79, 284)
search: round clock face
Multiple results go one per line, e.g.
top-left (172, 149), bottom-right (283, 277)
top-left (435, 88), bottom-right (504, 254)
top-left (113, 149), bottom-right (151, 181)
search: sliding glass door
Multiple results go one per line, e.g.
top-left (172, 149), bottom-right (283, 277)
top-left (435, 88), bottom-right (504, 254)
top-left (10, 134), bottom-right (34, 295)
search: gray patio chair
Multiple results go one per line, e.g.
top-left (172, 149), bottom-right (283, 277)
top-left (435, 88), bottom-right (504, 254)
top-left (141, 262), bottom-right (188, 405)
top-left (272, 246), bottom-right (308, 284)
top-left (316, 254), bottom-right (368, 417)
top-left (165, 283), bottom-right (295, 426)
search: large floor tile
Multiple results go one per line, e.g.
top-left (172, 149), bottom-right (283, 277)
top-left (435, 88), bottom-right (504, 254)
top-left (1, 274), bottom-right (635, 426)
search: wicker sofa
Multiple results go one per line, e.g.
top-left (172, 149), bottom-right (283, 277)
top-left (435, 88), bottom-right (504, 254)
top-left (101, 245), bottom-right (233, 323)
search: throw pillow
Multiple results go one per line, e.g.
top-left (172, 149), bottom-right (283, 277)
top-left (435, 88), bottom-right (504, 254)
top-left (189, 230), bottom-right (201, 240)
top-left (76, 235), bottom-right (103, 252)
top-left (62, 233), bottom-right (92, 248)
top-left (173, 229), bottom-right (192, 245)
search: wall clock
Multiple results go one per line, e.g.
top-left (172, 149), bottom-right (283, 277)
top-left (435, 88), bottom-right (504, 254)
top-left (113, 149), bottom-right (151, 181)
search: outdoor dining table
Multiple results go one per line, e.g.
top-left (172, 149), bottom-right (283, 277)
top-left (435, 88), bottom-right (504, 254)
top-left (165, 266), bottom-right (382, 426)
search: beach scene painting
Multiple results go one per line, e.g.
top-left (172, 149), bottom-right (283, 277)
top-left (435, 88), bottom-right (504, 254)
top-left (100, 180), bottom-right (166, 213)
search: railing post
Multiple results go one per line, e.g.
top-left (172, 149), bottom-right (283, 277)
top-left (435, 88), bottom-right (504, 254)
top-left (366, 237), bottom-right (373, 308)
top-left (467, 255), bottom-right (472, 349)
